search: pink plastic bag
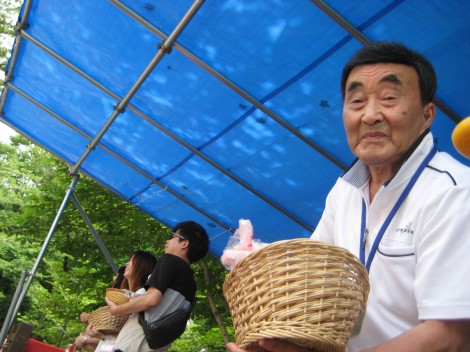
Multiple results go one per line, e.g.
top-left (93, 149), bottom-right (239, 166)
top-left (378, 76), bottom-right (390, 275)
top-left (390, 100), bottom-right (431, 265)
top-left (220, 219), bottom-right (267, 270)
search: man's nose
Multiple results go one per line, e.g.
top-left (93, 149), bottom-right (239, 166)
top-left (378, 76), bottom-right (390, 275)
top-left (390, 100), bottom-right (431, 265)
top-left (361, 99), bottom-right (383, 124)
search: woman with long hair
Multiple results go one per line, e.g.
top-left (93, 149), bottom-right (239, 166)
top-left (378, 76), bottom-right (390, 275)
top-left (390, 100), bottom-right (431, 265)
top-left (75, 251), bottom-right (157, 352)
top-left (124, 250), bottom-right (158, 293)
top-left (74, 265), bottom-right (129, 352)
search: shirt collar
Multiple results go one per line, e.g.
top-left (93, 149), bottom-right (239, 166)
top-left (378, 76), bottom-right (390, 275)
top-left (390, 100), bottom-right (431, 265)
top-left (342, 128), bottom-right (432, 189)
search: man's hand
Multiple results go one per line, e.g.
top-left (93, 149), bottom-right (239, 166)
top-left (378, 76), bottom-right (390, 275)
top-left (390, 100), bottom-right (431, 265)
top-left (105, 297), bottom-right (118, 315)
top-left (105, 287), bottom-right (162, 317)
top-left (86, 324), bottom-right (102, 339)
top-left (363, 320), bottom-right (470, 351)
top-left (227, 339), bottom-right (310, 352)
top-left (227, 342), bottom-right (249, 352)
top-left (74, 333), bottom-right (87, 347)
top-left (79, 312), bottom-right (90, 324)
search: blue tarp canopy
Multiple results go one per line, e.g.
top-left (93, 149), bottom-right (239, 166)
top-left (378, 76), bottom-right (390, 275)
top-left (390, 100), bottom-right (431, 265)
top-left (1, 0), bottom-right (470, 257)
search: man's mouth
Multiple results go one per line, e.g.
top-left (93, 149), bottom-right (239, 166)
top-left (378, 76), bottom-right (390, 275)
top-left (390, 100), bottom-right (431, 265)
top-left (363, 131), bottom-right (386, 139)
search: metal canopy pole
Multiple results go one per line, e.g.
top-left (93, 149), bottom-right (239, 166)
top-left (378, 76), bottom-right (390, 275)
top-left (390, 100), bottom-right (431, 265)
top-left (0, 0), bottom-right (33, 112)
top-left (0, 270), bottom-right (28, 347)
top-left (3, 84), bottom-right (235, 235)
top-left (10, 32), bottom-right (313, 232)
top-left (71, 194), bottom-right (118, 273)
top-left (111, 0), bottom-right (348, 171)
top-left (2, 174), bottom-right (80, 338)
top-left (69, 0), bottom-right (206, 175)
top-left (7, 76), bottom-right (310, 232)
top-left (310, 0), bottom-right (462, 124)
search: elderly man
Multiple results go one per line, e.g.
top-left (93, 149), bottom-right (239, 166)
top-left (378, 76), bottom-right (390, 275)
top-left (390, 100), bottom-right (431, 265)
top-left (228, 42), bottom-right (470, 351)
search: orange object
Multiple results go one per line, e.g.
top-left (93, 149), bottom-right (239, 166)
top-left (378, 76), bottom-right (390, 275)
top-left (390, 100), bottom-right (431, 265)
top-left (452, 116), bottom-right (470, 158)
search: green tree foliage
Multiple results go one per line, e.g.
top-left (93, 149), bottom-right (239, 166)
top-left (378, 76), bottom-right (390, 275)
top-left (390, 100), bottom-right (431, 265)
top-left (0, 136), bottom-right (234, 350)
top-left (0, 1), bottom-right (234, 348)
top-left (0, 0), bottom-right (20, 73)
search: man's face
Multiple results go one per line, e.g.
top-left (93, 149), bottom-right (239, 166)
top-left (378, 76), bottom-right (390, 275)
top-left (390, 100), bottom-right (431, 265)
top-left (165, 231), bottom-right (187, 254)
top-left (342, 63), bottom-right (435, 168)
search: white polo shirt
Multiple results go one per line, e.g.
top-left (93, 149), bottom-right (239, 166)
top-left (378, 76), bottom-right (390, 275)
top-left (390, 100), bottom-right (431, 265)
top-left (313, 133), bottom-right (470, 351)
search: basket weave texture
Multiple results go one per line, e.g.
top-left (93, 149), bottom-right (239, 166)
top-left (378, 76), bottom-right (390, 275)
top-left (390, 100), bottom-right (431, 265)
top-left (223, 239), bottom-right (370, 352)
top-left (106, 288), bottom-right (130, 305)
top-left (88, 306), bottom-right (128, 334)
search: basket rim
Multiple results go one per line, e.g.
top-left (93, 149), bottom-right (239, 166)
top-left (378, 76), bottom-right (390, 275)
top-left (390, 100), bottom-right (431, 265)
top-left (241, 324), bottom-right (345, 352)
top-left (223, 238), bottom-right (370, 352)
top-left (225, 238), bottom-right (368, 281)
top-left (105, 288), bottom-right (130, 305)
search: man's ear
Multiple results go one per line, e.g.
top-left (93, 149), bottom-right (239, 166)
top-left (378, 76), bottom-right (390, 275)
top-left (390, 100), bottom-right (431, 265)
top-left (180, 240), bottom-right (189, 250)
top-left (423, 102), bottom-right (436, 129)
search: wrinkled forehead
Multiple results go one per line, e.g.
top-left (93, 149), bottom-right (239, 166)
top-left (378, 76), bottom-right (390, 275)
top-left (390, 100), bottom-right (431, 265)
top-left (345, 63), bottom-right (419, 93)
top-left (347, 63), bottom-right (418, 83)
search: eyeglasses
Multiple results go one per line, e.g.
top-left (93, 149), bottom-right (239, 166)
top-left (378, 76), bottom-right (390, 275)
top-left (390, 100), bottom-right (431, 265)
top-left (170, 232), bottom-right (187, 241)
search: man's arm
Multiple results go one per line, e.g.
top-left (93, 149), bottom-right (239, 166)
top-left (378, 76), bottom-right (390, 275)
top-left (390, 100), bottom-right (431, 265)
top-left (363, 320), bottom-right (470, 352)
top-left (226, 320), bottom-right (470, 352)
top-left (106, 287), bottom-right (163, 316)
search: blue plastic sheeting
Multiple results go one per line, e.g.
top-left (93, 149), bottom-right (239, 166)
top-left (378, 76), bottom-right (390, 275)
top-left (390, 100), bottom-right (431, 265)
top-left (1, 0), bottom-right (469, 257)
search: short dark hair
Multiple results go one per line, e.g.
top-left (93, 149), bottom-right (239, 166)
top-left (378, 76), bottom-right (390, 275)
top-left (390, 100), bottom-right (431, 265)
top-left (341, 42), bottom-right (437, 105)
top-left (173, 220), bottom-right (209, 263)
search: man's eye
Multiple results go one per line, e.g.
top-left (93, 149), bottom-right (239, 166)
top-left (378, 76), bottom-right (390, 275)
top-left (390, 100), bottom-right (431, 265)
top-left (382, 94), bottom-right (399, 101)
top-left (350, 98), bottom-right (363, 104)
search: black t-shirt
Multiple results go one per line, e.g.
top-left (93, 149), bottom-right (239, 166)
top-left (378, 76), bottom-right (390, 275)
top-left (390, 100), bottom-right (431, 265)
top-left (145, 253), bottom-right (196, 302)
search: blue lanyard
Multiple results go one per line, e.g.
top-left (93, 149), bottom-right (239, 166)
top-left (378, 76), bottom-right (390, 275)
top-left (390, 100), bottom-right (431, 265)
top-left (359, 144), bottom-right (438, 271)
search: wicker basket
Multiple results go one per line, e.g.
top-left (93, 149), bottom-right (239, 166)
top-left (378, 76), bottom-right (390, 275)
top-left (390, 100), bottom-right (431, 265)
top-left (223, 239), bottom-right (370, 352)
top-left (106, 288), bottom-right (130, 305)
top-left (88, 306), bottom-right (128, 334)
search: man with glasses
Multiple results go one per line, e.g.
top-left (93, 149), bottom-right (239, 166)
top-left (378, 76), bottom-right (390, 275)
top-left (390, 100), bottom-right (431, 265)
top-left (107, 221), bottom-right (209, 352)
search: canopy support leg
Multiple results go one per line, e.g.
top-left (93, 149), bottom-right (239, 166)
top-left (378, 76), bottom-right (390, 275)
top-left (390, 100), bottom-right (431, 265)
top-left (0, 174), bottom-right (79, 340)
top-left (71, 194), bottom-right (118, 273)
top-left (0, 270), bottom-right (29, 348)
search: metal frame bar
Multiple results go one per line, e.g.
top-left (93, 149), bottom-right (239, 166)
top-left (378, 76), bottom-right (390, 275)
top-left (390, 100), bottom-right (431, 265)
top-left (110, 0), bottom-right (348, 170)
top-left (0, 0), bottom-right (33, 112)
top-left (0, 174), bottom-right (79, 340)
top-left (5, 26), bottom-right (313, 230)
top-left (1, 0), bottom-right (462, 343)
top-left (310, 0), bottom-right (463, 123)
top-left (0, 270), bottom-right (29, 347)
top-left (4, 84), bottom-right (235, 234)
top-left (69, 0), bottom-right (206, 175)
top-left (71, 194), bottom-right (118, 273)
top-left (2, 0), bottom-right (238, 233)
top-left (0, 3), bottom-right (222, 332)
top-left (1, 0), bottom-right (213, 323)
